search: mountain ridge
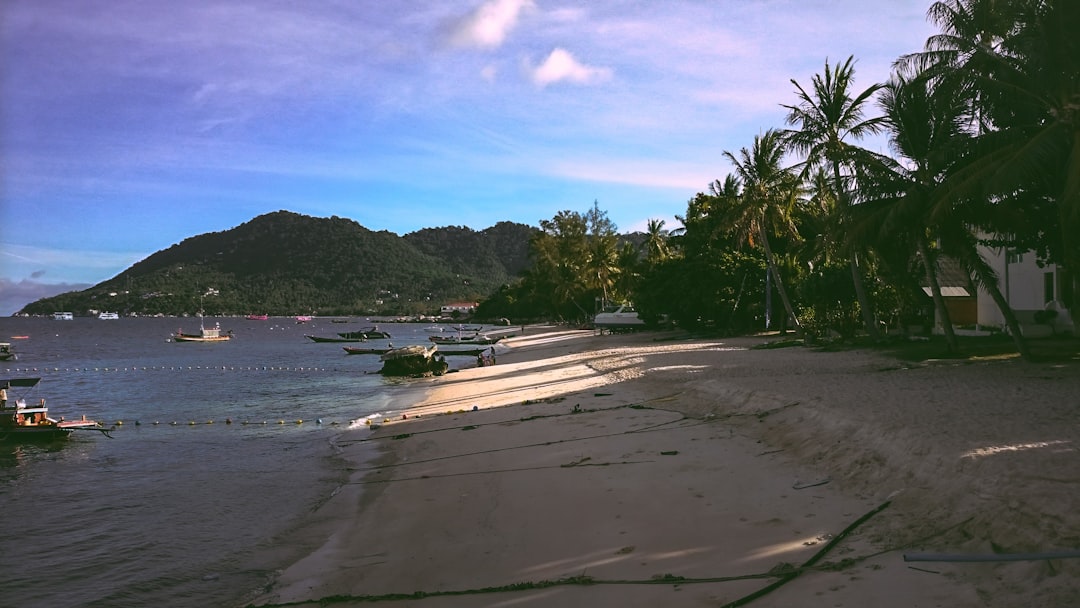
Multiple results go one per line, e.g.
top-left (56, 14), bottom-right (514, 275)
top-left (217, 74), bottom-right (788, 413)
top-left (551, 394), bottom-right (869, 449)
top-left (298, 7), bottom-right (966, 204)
top-left (18, 210), bottom-right (538, 317)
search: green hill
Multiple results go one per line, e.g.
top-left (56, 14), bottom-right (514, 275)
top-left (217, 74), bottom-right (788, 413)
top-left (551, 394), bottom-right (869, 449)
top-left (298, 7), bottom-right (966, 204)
top-left (19, 211), bottom-right (537, 317)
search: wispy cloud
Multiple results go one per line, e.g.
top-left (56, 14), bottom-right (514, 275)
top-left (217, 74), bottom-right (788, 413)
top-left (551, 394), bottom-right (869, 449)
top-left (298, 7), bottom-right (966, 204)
top-left (527, 48), bottom-right (612, 88)
top-left (445, 0), bottom-right (535, 49)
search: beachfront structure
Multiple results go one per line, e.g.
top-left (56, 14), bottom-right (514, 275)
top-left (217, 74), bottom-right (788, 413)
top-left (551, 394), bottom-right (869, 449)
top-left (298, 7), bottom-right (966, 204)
top-left (440, 302), bottom-right (478, 316)
top-left (975, 242), bottom-right (1075, 337)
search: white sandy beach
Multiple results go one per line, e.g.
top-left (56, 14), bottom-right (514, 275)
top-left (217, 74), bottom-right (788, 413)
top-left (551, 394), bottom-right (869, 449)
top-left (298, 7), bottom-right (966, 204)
top-left (248, 327), bottom-right (1080, 608)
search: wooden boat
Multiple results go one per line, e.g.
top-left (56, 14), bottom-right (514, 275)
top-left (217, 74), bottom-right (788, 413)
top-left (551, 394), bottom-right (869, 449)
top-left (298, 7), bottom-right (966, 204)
top-left (338, 327), bottom-right (391, 340)
top-left (172, 320), bottom-right (232, 343)
top-left (1, 378), bottom-right (108, 442)
top-left (428, 333), bottom-right (500, 345)
top-left (0, 343), bottom-right (15, 362)
top-left (306, 334), bottom-right (365, 343)
top-left (342, 346), bottom-right (391, 355)
top-left (378, 345), bottom-right (447, 376)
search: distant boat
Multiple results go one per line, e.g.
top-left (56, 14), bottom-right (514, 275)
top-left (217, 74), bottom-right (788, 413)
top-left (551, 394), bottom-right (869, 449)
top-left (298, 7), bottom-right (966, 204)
top-left (295, 316), bottom-right (313, 324)
top-left (330, 318), bottom-right (349, 324)
top-left (246, 314), bottom-right (269, 321)
top-left (53, 312), bottom-right (73, 321)
top-left (338, 327), bottom-right (391, 340)
top-left (342, 346), bottom-right (391, 355)
top-left (593, 304), bottom-right (645, 329)
top-left (428, 333), bottom-right (500, 345)
top-left (305, 334), bottom-right (365, 343)
top-left (1, 378), bottom-right (108, 442)
top-left (172, 320), bottom-right (232, 343)
top-left (98, 312), bottom-right (120, 320)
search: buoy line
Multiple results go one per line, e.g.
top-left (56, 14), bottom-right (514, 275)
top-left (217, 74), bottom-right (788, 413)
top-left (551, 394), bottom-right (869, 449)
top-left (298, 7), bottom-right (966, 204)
top-left (104, 417), bottom-right (347, 428)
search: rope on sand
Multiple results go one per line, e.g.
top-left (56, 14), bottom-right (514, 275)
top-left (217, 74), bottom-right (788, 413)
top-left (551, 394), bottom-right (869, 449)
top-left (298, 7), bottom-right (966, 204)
top-left (717, 496), bottom-right (895, 608)
top-left (248, 498), bottom-right (896, 607)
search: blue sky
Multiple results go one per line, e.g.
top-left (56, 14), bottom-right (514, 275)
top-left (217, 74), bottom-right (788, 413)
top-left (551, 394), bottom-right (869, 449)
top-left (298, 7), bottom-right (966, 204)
top-left (0, 0), bottom-right (936, 315)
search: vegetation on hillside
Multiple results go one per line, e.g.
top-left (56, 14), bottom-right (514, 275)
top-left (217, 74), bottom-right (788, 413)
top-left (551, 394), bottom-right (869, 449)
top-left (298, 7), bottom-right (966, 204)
top-left (20, 211), bottom-right (537, 317)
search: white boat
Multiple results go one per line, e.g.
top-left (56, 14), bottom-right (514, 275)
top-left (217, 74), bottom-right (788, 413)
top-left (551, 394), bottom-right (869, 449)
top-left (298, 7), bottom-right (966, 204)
top-left (593, 305), bottom-right (645, 328)
top-left (98, 312), bottom-right (120, 320)
top-left (53, 312), bottom-right (74, 320)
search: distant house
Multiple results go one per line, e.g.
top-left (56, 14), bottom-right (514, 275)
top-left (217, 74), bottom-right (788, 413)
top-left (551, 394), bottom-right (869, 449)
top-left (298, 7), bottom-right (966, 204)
top-left (975, 242), bottom-right (1075, 336)
top-left (923, 257), bottom-right (978, 328)
top-left (440, 302), bottom-right (478, 316)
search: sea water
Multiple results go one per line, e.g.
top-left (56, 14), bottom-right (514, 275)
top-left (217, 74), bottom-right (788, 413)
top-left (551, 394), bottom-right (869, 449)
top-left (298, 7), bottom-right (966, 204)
top-left (0, 317), bottom-right (454, 608)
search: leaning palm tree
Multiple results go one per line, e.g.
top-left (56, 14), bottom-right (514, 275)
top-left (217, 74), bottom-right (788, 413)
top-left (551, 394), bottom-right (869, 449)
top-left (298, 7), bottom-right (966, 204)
top-left (722, 129), bottom-right (804, 335)
top-left (861, 71), bottom-right (967, 353)
top-left (782, 56), bottom-right (884, 339)
top-left (909, 0), bottom-right (1078, 341)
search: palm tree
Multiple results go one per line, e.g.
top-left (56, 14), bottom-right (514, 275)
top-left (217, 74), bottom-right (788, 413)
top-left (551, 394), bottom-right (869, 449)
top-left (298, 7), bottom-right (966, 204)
top-left (860, 71), bottom-right (966, 353)
top-left (643, 218), bottom-right (670, 264)
top-left (904, 0), bottom-right (1078, 344)
top-left (722, 129), bottom-right (804, 335)
top-left (782, 56), bottom-right (884, 339)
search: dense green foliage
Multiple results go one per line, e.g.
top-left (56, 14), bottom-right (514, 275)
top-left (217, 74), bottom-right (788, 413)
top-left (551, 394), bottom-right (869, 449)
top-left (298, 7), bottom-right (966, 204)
top-left (486, 0), bottom-right (1077, 351)
top-left (21, 211), bottom-right (537, 317)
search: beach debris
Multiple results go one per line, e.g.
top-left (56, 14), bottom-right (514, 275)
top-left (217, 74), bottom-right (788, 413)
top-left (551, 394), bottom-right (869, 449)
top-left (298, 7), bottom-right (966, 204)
top-left (561, 456), bottom-right (592, 467)
top-left (615, 546), bottom-right (635, 555)
top-left (660, 450), bottom-right (679, 456)
top-left (792, 478), bottom-right (831, 490)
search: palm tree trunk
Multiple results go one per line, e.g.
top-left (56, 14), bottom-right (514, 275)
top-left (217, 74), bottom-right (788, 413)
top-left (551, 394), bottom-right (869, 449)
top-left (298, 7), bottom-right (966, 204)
top-left (833, 161), bottom-right (880, 339)
top-left (761, 226), bottom-right (803, 336)
top-left (916, 235), bottom-right (959, 353)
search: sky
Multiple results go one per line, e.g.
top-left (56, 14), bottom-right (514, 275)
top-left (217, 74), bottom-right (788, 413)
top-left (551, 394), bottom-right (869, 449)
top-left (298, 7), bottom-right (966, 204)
top-left (0, 0), bottom-right (939, 315)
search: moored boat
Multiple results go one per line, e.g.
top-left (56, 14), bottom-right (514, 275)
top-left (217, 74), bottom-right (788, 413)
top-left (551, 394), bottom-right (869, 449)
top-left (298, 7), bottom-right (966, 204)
top-left (378, 345), bottom-right (447, 376)
top-left (342, 346), bottom-right (391, 355)
top-left (306, 334), bottom-right (365, 343)
top-left (172, 321), bottom-right (232, 343)
top-left (246, 314), bottom-right (269, 320)
top-left (0, 343), bottom-right (15, 362)
top-left (1, 378), bottom-right (108, 442)
top-left (98, 312), bottom-right (120, 320)
top-left (428, 333), bottom-right (501, 345)
top-left (53, 312), bottom-right (74, 320)
top-left (338, 327), bottom-right (391, 340)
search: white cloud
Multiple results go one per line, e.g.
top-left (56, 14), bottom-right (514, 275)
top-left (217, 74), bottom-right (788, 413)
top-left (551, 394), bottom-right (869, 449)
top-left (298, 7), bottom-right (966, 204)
top-left (447, 0), bottom-right (535, 49)
top-left (528, 48), bottom-right (612, 88)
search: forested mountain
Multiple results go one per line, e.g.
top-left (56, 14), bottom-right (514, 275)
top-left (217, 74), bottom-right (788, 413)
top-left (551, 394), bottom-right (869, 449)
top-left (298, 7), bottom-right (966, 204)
top-left (19, 211), bottom-right (537, 317)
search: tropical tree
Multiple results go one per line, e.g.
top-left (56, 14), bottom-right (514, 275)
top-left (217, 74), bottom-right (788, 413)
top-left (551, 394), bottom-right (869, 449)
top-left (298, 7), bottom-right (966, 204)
top-left (783, 55), bottom-right (885, 338)
top-left (722, 129), bottom-right (804, 335)
top-left (857, 71), bottom-right (967, 353)
top-left (898, 0), bottom-right (1077, 344)
top-left (643, 218), bottom-right (670, 265)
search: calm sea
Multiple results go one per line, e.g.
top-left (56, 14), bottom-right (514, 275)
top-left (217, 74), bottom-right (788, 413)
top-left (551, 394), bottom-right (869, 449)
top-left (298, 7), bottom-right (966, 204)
top-left (0, 316), bottom-right (461, 608)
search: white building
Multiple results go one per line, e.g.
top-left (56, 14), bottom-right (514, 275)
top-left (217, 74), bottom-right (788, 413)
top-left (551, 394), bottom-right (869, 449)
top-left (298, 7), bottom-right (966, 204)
top-left (976, 243), bottom-right (1075, 336)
